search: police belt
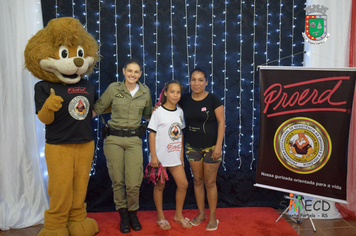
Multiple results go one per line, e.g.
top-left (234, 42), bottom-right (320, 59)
top-left (108, 127), bottom-right (140, 137)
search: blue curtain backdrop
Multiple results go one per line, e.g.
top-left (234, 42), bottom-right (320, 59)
top-left (40, 0), bottom-right (306, 211)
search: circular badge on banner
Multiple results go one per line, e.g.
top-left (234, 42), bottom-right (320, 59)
top-left (68, 96), bottom-right (90, 120)
top-left (274, 117), bottom-right (332, 174)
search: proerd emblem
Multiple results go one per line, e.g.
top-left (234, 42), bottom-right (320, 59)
top-left (274, 117), bottom-right (332, 174)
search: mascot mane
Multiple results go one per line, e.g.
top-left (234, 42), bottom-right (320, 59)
top-left (24, 17), bottom-right (99, 83)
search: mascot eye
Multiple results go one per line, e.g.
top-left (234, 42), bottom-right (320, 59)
top-left (77, 46), bottom-right (84, 57)
top-left (59, 46), bottom-right (69, 59)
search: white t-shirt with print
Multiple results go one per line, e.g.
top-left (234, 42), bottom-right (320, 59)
top-left (148, 105), bottom-right (185, 167)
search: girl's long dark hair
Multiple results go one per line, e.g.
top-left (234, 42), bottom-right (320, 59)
top-left (158, 80), bottom-right (184, 106)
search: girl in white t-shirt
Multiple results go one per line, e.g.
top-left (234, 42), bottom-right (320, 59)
top-left (147, 81), bottom-right (192, 230)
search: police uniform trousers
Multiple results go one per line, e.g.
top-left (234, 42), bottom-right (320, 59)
top-left (104, 135), bottom-right (143, 211)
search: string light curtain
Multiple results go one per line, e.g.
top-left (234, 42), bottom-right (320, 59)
top-left (40, 0), bottom-right (306, 211)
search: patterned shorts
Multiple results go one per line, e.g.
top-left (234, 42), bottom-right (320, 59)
top-left (185, 143), bottom-right (221, 163)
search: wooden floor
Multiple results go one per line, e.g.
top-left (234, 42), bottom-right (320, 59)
top-left (1, 210), bottom-right (356, 236)
top-left (277, 209), bottom-right (356, 236)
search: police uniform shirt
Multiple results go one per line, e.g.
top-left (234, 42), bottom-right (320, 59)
top-left (147, 106), bottom-right (185, 167)
top-left (93, 81), bottom-right (152, 130)
top-left (34, 79), bottom-right (96, 144)
top-left (179, 92), bottom-right (222, 149)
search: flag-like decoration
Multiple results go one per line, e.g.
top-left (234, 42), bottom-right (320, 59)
top-left (302, 4), bottom-right (329, 45)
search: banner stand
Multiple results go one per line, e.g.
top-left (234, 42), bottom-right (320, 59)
top-left (256, 67), bottom-right (356, 205)
top-left (276, 195), bottom-right (317, 232)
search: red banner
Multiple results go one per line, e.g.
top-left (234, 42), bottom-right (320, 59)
top-left (255, 67), bottom-right (356, 203)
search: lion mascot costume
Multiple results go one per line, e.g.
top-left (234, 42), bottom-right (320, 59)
top-left (24, 17), bottom-right (99, 236)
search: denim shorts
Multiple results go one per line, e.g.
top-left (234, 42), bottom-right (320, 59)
top-left (185, 143), bottom-right (221, 163)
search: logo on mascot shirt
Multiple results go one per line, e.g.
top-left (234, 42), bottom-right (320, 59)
top-left (68, 87), bottom-right (89, 95)
top-left (273, 117), bottom-right (332, 174)
top-left (68, 96), bottom-right (90, 120)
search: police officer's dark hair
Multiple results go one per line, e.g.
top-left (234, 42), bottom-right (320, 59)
top-left (190, 67), bottom-right (208, 80)
top-left (160, 80), bottom-right (184, 106)
top-left (124, 58), bottom-right (142, 70)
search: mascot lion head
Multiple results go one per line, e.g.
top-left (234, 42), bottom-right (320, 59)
top-left (24, 17), bottom-right (99, 84)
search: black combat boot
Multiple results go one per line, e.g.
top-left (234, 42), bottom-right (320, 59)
top-left (128, 210), bottom-right (142, 231)
top-left (118, 208), bottom-right (130, 233)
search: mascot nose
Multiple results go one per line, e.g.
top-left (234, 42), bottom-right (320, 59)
top-left (73, 58), bottom-right (84, 67)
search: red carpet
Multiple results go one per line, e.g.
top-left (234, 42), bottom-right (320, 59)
top-left (87, 207), bottom-right (298, 236)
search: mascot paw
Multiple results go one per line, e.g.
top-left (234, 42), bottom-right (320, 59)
top-left (67, 217), bottom-right (99, 236)
top-left (46, 88), bottom-right (64, 112)
top-left (37, 227), bottom-right (69, 236)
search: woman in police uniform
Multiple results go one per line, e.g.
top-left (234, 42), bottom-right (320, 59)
top-left (94, 59), bottom-right (152, 233)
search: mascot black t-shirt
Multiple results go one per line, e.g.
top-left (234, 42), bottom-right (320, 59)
top-left (35, 79), bottom-right (96, 144)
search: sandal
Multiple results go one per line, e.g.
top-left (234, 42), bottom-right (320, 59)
top-left (206, 219), bottom-right (219, 231)
top-left (190, 216), bottom-right (207, 226)
top-left (174, 217), bottom-right (192, 228)
top-left (157, 219), bottom-right (171, 230)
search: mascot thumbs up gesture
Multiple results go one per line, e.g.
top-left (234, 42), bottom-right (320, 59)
top-left (24, 17), bottom-right (99, 236)
top-left (38, 88), bottom-right (64, 124)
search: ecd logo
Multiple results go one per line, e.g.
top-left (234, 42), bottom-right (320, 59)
top-left (288, 193), bottom-right (303, 212)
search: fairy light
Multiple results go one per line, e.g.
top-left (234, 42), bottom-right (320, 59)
top-left (55, 0), bottom-right (58, 18)
top-left (170, 0), bottom-right (174, 80)
top-left (266, 0), bottom-right (269, 63)
top-left (250, 0), bottom-right (256, 170)
top-left (91, 1), bottom-right (102, 176)
top-left (236, 0), bottom-right (244, 169)
top-left (141, 1), bottom-right (146, 83)
top-left (141, 1), bottom-right (149, 158)
top-left (114, 1), bottom-right (119, 81)
top-left (85, 0), bottom-right (103, 176)
top-left (128, 1), bottom-right (132, 58)
top-left (291, 1), bottom-right (296, 66)
top-left (193, 0), bottom-right (199, 67)
top-left (222, 1), bottom-right (227, 171)
top-left (154, 0), bottom-right (159, 103)
top-left (278, 1), bottom-right (282, 65)
top-left (72, 0), bottom-right (75, 17)
top-left (84, 0), bottom-right (87, 28)
top-left (184, 0), bottom-right (190, 90)
top-left (210, 1), bottom-right (215, 94)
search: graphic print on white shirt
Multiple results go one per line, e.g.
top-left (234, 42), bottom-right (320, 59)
top-left (148, 106), bottom-right (185, 167)
top-left (169, 122), bottom-right (182, 141)
top-left (167, 122), bottom-right (182, 153)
